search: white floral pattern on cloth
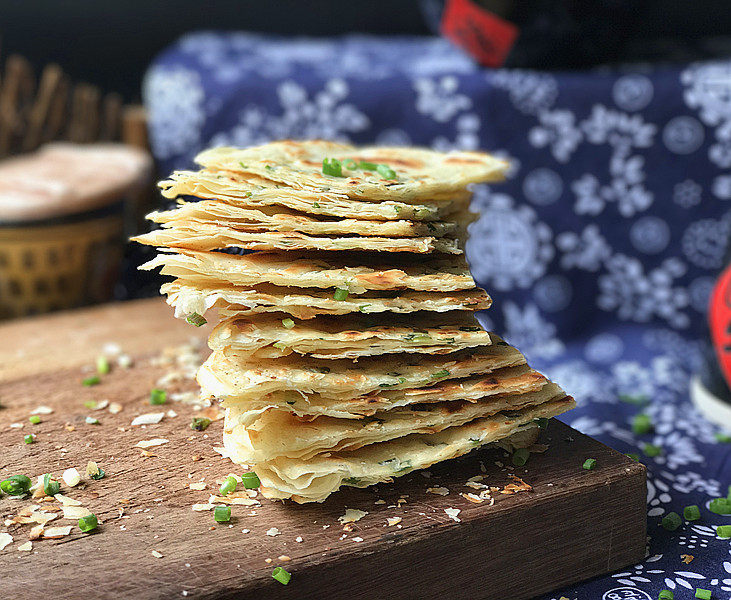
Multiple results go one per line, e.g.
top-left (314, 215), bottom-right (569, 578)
top-left (144, 35), bottom-right (731, 599)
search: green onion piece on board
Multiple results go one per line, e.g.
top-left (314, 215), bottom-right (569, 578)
top-left (642, 443), bottom-right (663, 457)
top-left (89, 466), bottom-right (106, 481)
top-left (241, 472), bottom-right (261, 489)
top-left (82, 375), bottom-right (101, 387)
top-left (78, 514), bottom-right (98, 533)
top-left (220, 476), bottom-right (237, 496)
top-left (149, 388), bottom-right (167, 405)
top-left (625, 453), bottom-right (640, 462)
top-left (96, 355), bottom-right (110, 375)
top-left (322, 158), bottom-right (343, 177)
top-left (709, 498), bottom-right (731, 515)
top-left (512, 448), bottom-right (530, 467)
top-left (186, 312), bottom-right (207, 327)
top-left (694, 589), bottom-right (711, 600)
top-left (683, 505), bottom-right (701, 521)
top-left (342, 159), bottom-right (358, 170)
top-left (661, 512), bottom-right (682, 531)
top-left (214, 506), bottom-right (231, 523)
top-left (85, 416), bottom-right (99, 425)
top-left (272, 566), bottom-right (291, 585)
top-left (431, 369), bottom-right (450, 380)
top-left (717, 525), bottom-right (731, 538)
top-left (29, 415), bottom-right (40, 424)
top-left (281, 318), bottom-right (295, 329)
top-left (190, 417), bottom-right (212, 432)
top-left (0, 475), bottom-right (31, 495)
top-left (659, 591), bottom-right (674, 600)
top-left (376, 164), bottom-right (397, 179)
top-left (358, 304), bottom-right (370, 313)
top-left (358, 161), bottom-right (378, 171)
top-left (24, 434), bottom-right (35, 444)
top-left (631, 414), bottom-right (653, 434)
top-left (333, 288), bottom-right (349, 301)
top-left (43, 473), bottom-right (60, 496)
top-left (582, 458), bottom-right (596, 470)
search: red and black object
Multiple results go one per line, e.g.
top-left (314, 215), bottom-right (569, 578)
top-left (435, 0), bottom-right (645, 69)
top-left (440, 0), bottom-right (519, 68)
top-left (708, 263), bottom-right (731, 396)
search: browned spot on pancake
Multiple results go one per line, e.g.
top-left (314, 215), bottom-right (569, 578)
top-left (444, 156), bottom-right (483, 165)
top-left (348, 156), bottom-right (425, 169)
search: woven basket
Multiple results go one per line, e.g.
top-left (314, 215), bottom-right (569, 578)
top-left (0, 212), bottom-right (124, 319)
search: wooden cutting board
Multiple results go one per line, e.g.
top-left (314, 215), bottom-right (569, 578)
top-left (0, 299), bottom-right (646, 600)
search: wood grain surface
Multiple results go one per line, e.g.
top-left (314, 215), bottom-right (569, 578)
top-left (0, 299), bottom-right (647, 599)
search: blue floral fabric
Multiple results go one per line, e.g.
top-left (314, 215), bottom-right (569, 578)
top-left (144, 33), bottom-right (731, 599)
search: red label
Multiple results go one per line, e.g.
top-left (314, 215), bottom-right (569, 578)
top-left (440, 0), bottom-right (519, 68)
top-left (709, 263), bottom-right (731, 390)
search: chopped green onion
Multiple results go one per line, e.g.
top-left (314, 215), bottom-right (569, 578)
top-left (84, 400), bottom-right (97, 409)
top-left (96, 355), bottom-right (110, 375)
top-left (272, 342), bottom-right (287, 351)
top-left (709, 497), bottom-right (731, 515)
top-left (88, 464), bottom-right (106, 480)
top-left (358, 161), bottom-right (378, 171)
top-left (82, 375), bottom-right (101, 387)
top-left (85, 416), bottom-right (100, 425)
top-left (661, 512), bottom-right (682, 531)
top-left (625, 453), bottom-right (640, 462)
top-left (240, 472), bottom-right (260, 489)
top-left (0, 475), bottom-right (32, 495)
top-left (24, 434), bottom-right (35, 444)
top-left (43, 473), bottom-right (60, 496)
top-left (186, 312), bottom-right (207, 327)
top-left (281, 318), bottom-right (295, 329)
top-left (376, 164), bottom-right (397, 179)
top-left (333, 288), bottom-right (349, 301)
top-left (431, 369), bottom-right (450, 380)
top-left (313, 202), bottom-right (320, 208)
top-left (717, 525), bottom-right (731, 538)
top-left (358, 304), bottom-right (370, 313)
top-left (264, 164), bottom-right (274, 171)
top-left (238, 161), bottom-right (247, 169)
top-left (78, 514), bottom-right (98, 533)
top-left (214, 506), bottom-right (231, 523)
top-left (631, 414), bottom-right (653, 434)
top-left (150, 388), bottom-right (167, 405)
top-left (642, 443), bottom-right (663, 457)
top-left (694, 589), bottom-right (711, 600)
top-left (715, 432), bottom-right (731, 443)
top-left (582, 458), bottom-right (596, 470)
top-left (272, 566), bottom-right (291, 585)
top-left (342, 159), bottom-right (358, 170)
top-left (29, 415), bottom-right (41, 425)
top-left (659, 591), bottom-right (674, 600)
top-left (534, 417), bottom-right (548, 429)
top-left (191, 417), bottom-right (212, 431)
top-left (220, 476), bottom-right (237, 496)
top-left (683, 505), bottom-right (701, 521)
top-left (322, 158), bottom-right (343, 177)
top-left (512, 448), bottom-right (530, 467)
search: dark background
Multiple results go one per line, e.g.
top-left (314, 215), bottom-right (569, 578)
top-left (2, 0), bottom-right (731, 102)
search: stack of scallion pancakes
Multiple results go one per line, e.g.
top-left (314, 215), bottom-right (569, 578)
top-left (134, 140), bottom-right (575, 503)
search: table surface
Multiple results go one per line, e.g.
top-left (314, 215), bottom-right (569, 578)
top-left (0, 298), bottom-right (647, 599)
